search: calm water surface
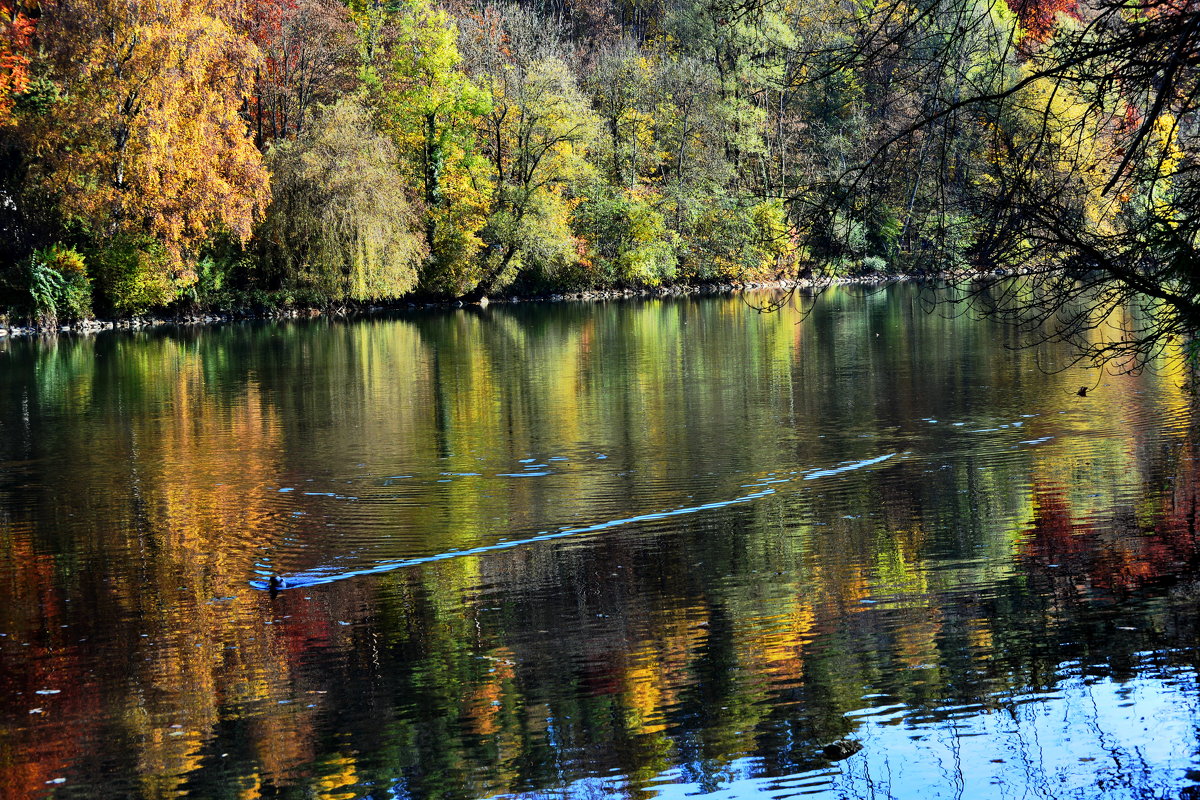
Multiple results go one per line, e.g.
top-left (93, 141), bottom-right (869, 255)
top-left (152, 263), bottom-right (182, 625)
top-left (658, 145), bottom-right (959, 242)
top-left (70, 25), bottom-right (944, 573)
top-left (3, 285), bottom-right (1200, 799)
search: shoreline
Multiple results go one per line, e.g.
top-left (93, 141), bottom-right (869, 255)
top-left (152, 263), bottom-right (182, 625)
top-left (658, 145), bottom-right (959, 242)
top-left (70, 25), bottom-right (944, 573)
top-left (0, 272), bottom-right (924, 339)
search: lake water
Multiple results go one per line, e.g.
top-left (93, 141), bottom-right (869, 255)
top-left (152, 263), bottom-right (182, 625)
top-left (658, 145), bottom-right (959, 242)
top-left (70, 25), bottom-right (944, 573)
top-left (2, 285), bottom-right (1200, 799)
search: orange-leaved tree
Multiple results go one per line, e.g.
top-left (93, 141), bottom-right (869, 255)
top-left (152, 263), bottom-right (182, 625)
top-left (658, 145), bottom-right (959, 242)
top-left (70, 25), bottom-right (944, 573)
top-left (1006, 0), bottom-right (1080, 45)
top-left (243, 0), bottom-right (357, 149)
top-left (0, 0), bottom-right (36, 125)
top-left (28, 0), bottom-right (268, 312)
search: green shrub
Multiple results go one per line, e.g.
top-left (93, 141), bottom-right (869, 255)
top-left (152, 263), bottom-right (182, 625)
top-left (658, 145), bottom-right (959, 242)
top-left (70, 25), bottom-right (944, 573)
top-left (861, 255), bottom-right (888, 273)
top-left (679, 201), bottom-right (789, 281)
top-left (186, 250), bottom-right (254, 309)
top-left (809, 207), bottom-right (901, 276)
top-left (89, 238), bottom-right (177, 315)
top-left (26, 244), bottom-right (92, 324)
top-left (574, 189), bottom-right (679, 287)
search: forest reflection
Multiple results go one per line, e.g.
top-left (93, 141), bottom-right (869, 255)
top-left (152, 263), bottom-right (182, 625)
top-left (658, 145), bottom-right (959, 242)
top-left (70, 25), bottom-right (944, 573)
top-left (1, 286), bottom-right (1198, 799)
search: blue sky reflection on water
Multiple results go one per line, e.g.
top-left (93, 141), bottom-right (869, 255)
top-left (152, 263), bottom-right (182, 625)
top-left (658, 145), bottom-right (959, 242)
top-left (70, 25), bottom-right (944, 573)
top-left (494, 666), bottom-right (1200, 800)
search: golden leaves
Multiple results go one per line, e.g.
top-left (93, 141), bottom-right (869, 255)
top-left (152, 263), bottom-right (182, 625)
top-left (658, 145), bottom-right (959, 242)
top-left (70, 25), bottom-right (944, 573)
top-left (0, 1), bottom-right (35, 125)
top-left (34, 0), bottom-right (269, 275)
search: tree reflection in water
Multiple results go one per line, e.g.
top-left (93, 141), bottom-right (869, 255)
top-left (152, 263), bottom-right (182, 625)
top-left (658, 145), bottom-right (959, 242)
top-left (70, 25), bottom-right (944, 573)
top-left (0, 287), bottom-right (1198, 799)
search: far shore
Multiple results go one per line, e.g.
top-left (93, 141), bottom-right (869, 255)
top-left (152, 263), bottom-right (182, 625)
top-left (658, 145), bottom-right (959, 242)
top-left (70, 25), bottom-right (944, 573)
top-left (2, 272), bottom-right (933, 339)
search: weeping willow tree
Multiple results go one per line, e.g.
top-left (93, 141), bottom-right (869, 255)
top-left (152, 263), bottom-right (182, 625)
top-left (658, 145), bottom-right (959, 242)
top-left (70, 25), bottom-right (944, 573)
top-left (260, 98), bottom-right (426, 302)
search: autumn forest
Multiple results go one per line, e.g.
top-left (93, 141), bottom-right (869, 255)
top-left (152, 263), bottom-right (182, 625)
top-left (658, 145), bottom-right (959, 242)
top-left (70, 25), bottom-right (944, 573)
top-left (0, 0), bottom-right (1197, 333)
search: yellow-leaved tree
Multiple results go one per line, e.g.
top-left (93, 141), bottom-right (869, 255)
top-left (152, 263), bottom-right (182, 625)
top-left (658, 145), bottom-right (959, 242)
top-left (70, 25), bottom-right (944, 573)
top-left (460, 4), bottom-right (600, 297)
top-left (29, 0), bottom-right (269, 313)
top-left (360, 0), bottom-right (492, 298)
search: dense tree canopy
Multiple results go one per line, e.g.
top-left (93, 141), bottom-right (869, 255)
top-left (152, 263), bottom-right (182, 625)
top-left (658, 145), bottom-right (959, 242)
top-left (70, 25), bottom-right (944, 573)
top-left (0, 0), bottom-right (1195, 364)
top-left (17, 0), bottom-right (270, 309)
top-left (820, 0), bottom-right (1200, 366)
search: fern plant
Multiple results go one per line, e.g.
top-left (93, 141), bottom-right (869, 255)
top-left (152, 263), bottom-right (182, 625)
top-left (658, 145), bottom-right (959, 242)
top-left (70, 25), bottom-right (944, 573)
top-left (26, 245), bottom-right (92, 326)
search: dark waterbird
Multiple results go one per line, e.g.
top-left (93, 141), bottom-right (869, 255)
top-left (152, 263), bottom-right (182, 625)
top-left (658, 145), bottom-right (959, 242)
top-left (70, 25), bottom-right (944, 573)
top-left (822, 739), bottom-right (864, 760)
